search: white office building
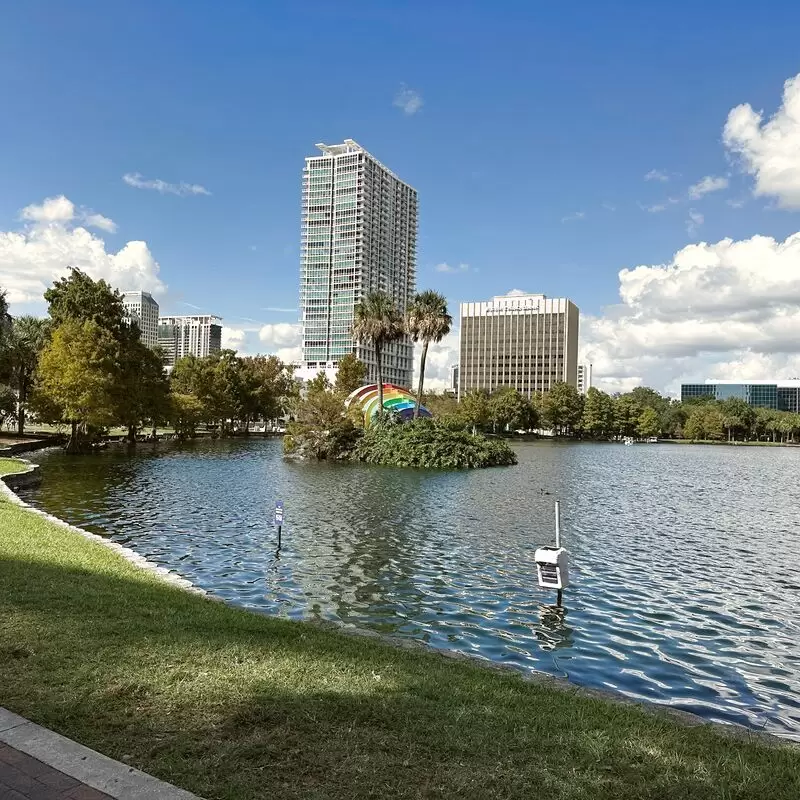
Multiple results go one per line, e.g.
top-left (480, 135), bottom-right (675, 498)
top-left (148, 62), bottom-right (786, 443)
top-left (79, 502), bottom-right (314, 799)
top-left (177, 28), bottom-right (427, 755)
top-left (158, 314), bottom-right (223, 366)
top-left (577, 363), bottom-right (593, 395)
top-left (458, 293), bottom-right (579, 399)
top-left (299, 139), bottom-right (417, 388)
top-left (122, 291), bottom-right (160, 348)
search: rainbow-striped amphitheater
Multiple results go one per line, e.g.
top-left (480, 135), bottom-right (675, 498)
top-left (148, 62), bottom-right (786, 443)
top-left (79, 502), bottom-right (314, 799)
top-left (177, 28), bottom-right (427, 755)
top-left (345, 384), bottom-right (433, 426)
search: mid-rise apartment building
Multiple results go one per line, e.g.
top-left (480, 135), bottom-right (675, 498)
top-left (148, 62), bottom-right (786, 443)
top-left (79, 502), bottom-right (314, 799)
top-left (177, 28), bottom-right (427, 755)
top-left (122, 291), bottom-right (159, 348)
top-left (458, 293), bottom-right (579, 399)
top-left (158, 314), bottom-right (222, 367)
top-left (299, 139), bottom-right (417, 387)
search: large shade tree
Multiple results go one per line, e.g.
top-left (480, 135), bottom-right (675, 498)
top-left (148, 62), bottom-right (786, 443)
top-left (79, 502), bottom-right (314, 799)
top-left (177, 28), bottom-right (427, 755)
top-left (352, 291), bottom-right (404, 415)
top-left (406, 290), bottom-right (452, 418)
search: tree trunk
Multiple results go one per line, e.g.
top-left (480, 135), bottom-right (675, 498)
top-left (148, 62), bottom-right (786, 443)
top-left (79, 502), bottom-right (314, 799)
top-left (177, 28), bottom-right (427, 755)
top-left (127, 425), bottom-right (137, 444)
top-left (65, 421), bottom-right (80, 454)
top-left (243, 415), bottom-right (250, 435)
top-left (414, 340), bottom-right (428, 419)
top-left (375, 342), bottom-right (384, 419)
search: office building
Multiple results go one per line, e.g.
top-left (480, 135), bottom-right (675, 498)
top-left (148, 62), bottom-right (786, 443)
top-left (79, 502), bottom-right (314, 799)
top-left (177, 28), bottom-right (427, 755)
top-left (681, 380), bottom-right (800, 411)
top-left (458, 293), bottom-right (579, 399)
top-left (158, 315), bottom-right (222, 366)
top-left (449, 364), bottom-right (459, 393)
top-left (122, 291), bottom-right (159, 348)
top-left (299, 139), bottom-right (417, 387)
top-left (577, 363), bottom-right (593, 395)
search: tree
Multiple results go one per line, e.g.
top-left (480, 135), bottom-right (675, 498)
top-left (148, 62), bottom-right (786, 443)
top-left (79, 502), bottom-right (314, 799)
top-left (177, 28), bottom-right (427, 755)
top-left (0, 384), bottom-right (16, 429)
top-left (580, 387), bottom-right (615, 438)
top-left (636, 407), bottom-right (661, 439)
top-left (459, 389), bottom-right (489, 435)
top-left (284, 388), bottom-right (359, 460)
top-left (239, 355), bottom-right (297, 427)
top-left (116, 337), bottom-right (170, 442)
top-left (334, 353), bottom-right (368, 397)
top-left (352, 291), bottom-right (404, 415)
top-left (3, 316), bottom-right (50, 434)
top-left (683, 407), bottom-right (706, 440)
top-left (542, 382), bottom-right (583, 435)
top-left (488, 387), bottom-right (535, 432)
top-left (44, 268), bottom-right (128, 339)
top-left (170, 392), bottom-right (204, 441)
top-left (306, 371), bottom-right (332, 397)
top-left (406, 290), bottom-right (452, 418)
top-left (0, 289), bottom-right (10, 351)
top-left (35, 320), bottom-right (120, 452)
top-left (613, 395), bottom-right (642, 438)
top-left (720, 397), bottom-right (755, 442)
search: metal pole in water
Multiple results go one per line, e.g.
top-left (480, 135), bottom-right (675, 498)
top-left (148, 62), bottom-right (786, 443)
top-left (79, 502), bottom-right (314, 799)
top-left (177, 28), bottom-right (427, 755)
top-left (554, 499), bottom-right (561, 550)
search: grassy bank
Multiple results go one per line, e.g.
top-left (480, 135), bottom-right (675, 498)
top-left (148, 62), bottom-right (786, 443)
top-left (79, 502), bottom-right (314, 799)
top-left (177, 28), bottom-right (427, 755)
top-left (1, 459), bottom-right (798, 799)
top-left (659, 439), bottom-right (796, 447)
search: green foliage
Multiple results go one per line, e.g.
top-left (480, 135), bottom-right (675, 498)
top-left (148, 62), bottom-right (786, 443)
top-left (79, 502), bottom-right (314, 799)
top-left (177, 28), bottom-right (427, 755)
top-left (116, 335), bottom-right (170, 441)
top-left (613, 394), bottom-right (642, 438)
top-left (459, 389), bottom-right (490, 433)
top-left (542, 382), bottom-right (583, 434)
top-left (0, 384), bottom-right (16, 428)
top-left (488, 387), bottom-right (536, 432)
top-left (352, 291), bottom-right (404, 411)
top-left (169, 392), bottom-right (205, 440)
top-left (581, 387), bottom-right (615, 438)
top-left (334, 353), bottom-right (367, 396)
top-left (355, 417), bottom-right (517, 469)
top-left (35, 319), bottom-right (121, 450)
top-left (1, 316), bottom-right (50, 434)
top-left (306, 370), bottom-right (333, 397)
top-left (406, 290), bottom-right (452, 418)
top-left (636, 406), bottom-right (661, 438)
top-left (284, 387), bottom-right (360, 460)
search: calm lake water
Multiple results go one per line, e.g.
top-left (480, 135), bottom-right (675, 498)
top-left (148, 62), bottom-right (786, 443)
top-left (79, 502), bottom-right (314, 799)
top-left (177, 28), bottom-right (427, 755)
top-left (18, 439), bottom-right (800, 739)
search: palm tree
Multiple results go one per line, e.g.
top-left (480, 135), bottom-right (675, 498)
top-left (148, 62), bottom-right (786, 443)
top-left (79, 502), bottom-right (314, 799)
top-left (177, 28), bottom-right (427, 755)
top-left (7, 316), bottom-right (50, 434)
top-left (406, 291), bottom-right (452, 418)
top-left (352, 291), bottom-right (403, 415)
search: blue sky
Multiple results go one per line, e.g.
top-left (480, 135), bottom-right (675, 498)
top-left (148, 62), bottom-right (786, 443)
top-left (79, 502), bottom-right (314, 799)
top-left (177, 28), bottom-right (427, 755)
top-left (3, 0), bottom-right (800, 392)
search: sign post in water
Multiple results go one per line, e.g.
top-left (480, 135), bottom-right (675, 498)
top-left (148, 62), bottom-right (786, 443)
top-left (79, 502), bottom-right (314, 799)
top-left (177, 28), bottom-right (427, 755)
top-left (274, 500), bottom-right (284, 548)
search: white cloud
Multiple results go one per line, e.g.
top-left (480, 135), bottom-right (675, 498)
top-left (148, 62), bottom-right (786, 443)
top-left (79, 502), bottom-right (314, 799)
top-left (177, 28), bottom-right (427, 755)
top-left (222, 326), bottom-right (247, 350)
top-left (82, 212), bottom-right (117, 233)
top-left (20, 195), bottom-right (75, 223)
top-left (0, 196), bottom-right (165, 312)
top-left (504, 289), bottom-right (529, 297)
top-left (581, 231), bottom-right (800, 395)
top-left (723, 73), bottom-right (800, 209)
top-left (688, 175), bottom-right (729, 198)
top-left (435, 262), bottom-right (471, 274)
top-left (643, 203), bottom-right (667, 213)
top-left (561, 211), bottom-right (585, 223)
top-left (686, 209), bottom-right (704, 235)
top-left (259, 322), bottom-right (302, 348)
top-left (644, 169), bottom-right (669, 182)
top-left (393, 84), bottom-right (423, 115)
top-left (414, 329), bottom-right (459, 392)
top-left (122, 172), bottom-right (211, 197)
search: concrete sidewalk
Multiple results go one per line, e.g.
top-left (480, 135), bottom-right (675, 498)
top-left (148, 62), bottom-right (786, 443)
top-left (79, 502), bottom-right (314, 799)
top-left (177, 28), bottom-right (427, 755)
top-left (0, 709), bottom-right (202, 800)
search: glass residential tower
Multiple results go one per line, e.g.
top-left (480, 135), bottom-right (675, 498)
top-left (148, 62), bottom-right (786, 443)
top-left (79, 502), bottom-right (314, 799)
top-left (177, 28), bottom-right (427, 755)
top-left (299, 139), bottom-right (417, 387)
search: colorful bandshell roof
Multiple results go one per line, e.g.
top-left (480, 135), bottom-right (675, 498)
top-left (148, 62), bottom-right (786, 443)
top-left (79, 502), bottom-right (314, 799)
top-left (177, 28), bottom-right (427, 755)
top-left (345, 383), bottom-right (432, 425)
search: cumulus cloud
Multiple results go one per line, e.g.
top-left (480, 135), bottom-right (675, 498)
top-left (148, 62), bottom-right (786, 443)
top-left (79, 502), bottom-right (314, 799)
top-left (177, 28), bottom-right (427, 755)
top-left (688, 175), bottom-right (729, 198)
top-left (723, 73), bottom-right (800, 209)
top-left (123, 172), bottom-right (211, 197)
top-left (581, 231), bottom-right (800, 395)
top-left (393, 84), bottom-right (423, 115)
top-left (0, 196), bottom-right (165, 312)
top-left (415, 329), bottom-right (459, 392)
top-left (644, 169), bottom-right (670, 182)
top-left (83, 212), bottom-right (117, 233)
top-left (222, 326), bottom-right (247, 350)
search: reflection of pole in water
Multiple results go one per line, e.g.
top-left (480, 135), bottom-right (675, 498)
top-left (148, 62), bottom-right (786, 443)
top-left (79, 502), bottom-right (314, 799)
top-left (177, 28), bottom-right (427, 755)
top-left (534, 602), bottom-right (574, 652)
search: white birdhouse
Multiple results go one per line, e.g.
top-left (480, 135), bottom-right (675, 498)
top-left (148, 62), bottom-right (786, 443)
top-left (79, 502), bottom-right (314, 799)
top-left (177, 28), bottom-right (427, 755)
top-left (535, 546), bottom-right (569, 590)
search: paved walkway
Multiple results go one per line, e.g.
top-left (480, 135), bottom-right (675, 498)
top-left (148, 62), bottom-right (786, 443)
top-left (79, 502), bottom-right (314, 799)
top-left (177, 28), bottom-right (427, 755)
top-left (0, 710), bottom-right (201, 800)
top-left (0, 742), bottom-right (112, 799)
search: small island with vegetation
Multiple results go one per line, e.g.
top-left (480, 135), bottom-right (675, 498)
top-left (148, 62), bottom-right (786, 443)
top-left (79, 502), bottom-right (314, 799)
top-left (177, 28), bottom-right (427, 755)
top-left (284, 290), bottom-right (517, 469)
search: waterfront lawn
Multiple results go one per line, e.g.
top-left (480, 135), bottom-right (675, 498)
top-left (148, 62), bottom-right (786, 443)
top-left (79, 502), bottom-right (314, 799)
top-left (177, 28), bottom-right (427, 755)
top-left (1, 462), bottom-right (799, 799)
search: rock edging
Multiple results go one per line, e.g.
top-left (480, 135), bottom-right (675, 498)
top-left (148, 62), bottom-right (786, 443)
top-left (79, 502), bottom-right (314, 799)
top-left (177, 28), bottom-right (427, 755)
top-left (1, 460), bottom-right (794, 750)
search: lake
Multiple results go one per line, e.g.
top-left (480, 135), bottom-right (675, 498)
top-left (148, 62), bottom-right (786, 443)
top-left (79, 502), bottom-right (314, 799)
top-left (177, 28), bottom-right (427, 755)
top-left (18, 438), bottom-right (800, 739)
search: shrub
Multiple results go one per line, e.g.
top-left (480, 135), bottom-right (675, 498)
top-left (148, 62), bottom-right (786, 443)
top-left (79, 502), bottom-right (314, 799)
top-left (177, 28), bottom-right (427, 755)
top-left (355, 418), bottom-right (517, 469)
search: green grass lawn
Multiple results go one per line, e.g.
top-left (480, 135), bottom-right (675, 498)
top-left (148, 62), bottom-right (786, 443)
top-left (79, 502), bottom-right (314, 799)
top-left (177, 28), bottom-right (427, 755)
top-left (1, 459), bottom-right (798, 799)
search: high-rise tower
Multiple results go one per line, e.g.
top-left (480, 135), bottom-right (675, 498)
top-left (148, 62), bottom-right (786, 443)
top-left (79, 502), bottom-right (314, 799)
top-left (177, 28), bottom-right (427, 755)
top-left (299, 139), bottom-right (417, 387)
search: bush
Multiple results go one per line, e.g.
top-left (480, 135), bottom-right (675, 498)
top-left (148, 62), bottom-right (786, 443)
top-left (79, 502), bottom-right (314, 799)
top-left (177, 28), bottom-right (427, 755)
top-left (355, 418), bottom-right (517, 469)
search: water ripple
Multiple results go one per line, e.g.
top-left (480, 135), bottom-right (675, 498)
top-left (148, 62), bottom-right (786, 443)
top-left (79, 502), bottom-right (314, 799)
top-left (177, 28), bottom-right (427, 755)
top-left (19, 438), bottom-right (800, 739)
